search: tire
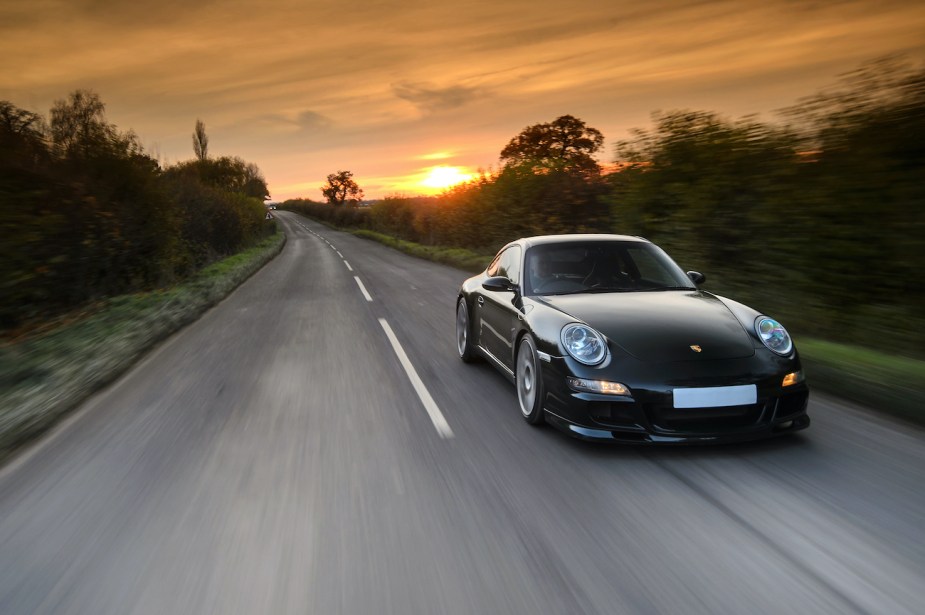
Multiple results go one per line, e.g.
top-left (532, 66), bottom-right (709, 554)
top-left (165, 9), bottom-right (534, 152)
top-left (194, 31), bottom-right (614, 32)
top-left (456, 298), bottom-right (476, 363)
top-left (516, 335), bottom-right (545, 425)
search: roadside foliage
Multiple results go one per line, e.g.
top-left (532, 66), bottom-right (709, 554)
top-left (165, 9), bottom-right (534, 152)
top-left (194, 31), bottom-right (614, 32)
top-left (0, 90), bottom-right (275, 334)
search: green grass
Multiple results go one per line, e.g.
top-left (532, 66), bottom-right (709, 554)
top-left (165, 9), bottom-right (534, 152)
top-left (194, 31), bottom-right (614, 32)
top-left (351, 230), bottom-right (491, 272)
top-left (0, 229), bottom-right (286, 462)
top-left (797, 339), bottom-right (925, 425)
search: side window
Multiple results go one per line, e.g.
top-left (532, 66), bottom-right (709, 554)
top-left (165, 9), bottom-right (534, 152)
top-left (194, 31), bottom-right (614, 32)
top-left (486, 252), bottom-right (502, 277)
top-left (496, 246), bottom-right (522, 285)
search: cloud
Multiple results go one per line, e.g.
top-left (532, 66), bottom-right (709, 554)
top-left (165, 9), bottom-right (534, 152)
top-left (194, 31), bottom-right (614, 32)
top-left (227, 110), bottom-right (333, 138)
top-left (392, 82), bottom-right (485, 113)
top-left (296, 110), bottom-right (333, 133)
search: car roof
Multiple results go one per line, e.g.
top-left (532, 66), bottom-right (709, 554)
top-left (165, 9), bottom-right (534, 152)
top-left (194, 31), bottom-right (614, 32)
top-left (515, 234), bottom-right (650, 250)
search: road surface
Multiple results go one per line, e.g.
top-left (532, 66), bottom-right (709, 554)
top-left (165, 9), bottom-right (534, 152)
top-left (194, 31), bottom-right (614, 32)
top-left (1, 211), bottom-right (923, 614)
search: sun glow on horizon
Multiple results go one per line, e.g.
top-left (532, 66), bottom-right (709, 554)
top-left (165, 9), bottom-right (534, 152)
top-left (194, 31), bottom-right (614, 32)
top-left (418, 151), bottom-right (455, 160)
top-left (420, 165), bottom-right (473, 191)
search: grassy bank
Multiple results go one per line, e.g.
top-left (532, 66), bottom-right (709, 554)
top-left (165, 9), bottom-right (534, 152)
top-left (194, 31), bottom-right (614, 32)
top-left (797, 340), bottom-right (925, 425)
top-left (351, 230), bottom-right (491, 273)
top-left (0, 229), bottom-right (286, 462)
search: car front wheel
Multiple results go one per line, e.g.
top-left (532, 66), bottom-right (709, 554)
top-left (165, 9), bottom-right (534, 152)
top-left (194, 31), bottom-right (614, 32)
top-left (456, 298), bottom-right (476, 362)
top-left (516, 335), bottom-right (545, 425)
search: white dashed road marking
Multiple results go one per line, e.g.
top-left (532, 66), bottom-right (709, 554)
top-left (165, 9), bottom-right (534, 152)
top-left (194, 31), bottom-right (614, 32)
top-left (378, 319), bottom-right (454, 439)
top-left (354, 277), bottom-right (373, 302)
top-left (293, 219), bottom-right (453, 439)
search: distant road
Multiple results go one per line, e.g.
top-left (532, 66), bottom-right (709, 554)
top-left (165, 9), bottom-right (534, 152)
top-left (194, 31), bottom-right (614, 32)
top-left (1, 210), bottom-right (923, 614)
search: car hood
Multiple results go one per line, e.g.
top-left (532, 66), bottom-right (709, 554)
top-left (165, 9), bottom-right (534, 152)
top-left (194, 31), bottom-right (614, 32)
top-left (537, 290), bottom-right (755, 363)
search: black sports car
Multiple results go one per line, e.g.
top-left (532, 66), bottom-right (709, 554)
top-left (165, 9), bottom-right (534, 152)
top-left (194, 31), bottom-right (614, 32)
top-left (456, 234), bottom-right (809, 443)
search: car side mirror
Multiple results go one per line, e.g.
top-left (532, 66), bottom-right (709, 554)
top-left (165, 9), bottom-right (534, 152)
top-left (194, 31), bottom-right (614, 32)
top-left (482, 276), bottom-right (517, 292)
top-left (687, 271), bottom-right (706, 285)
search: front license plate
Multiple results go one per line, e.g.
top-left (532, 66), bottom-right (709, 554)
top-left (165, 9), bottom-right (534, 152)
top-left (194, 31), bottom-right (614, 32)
top-left (673, 384), bottom-right (757, 409)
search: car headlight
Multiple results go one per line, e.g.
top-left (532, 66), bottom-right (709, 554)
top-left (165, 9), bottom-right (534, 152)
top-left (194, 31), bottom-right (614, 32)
top-left (561, 323), bottom-right (608, 365)
top-left (755, 316), bottom-right (793, 355)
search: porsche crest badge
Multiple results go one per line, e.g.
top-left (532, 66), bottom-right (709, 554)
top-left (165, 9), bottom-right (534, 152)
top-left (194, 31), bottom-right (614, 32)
top-left (690, 345), bottom-right (702, 353)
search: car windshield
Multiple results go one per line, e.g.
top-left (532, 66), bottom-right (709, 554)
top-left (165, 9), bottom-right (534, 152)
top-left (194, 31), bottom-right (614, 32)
top-left (523, 241), bottom-right (696, 296)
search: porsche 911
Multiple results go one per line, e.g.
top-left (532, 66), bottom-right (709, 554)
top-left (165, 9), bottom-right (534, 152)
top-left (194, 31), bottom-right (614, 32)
top-left (455, 234), bottom-right (809, 443)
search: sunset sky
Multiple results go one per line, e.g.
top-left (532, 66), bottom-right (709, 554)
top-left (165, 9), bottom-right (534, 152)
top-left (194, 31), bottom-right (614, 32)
top-left (2, 0), bottom-right (923, 200)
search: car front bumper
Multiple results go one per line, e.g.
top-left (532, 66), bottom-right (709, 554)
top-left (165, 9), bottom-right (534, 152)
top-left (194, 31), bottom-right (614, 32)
top-left (539, 354), bottom-right (810, 444)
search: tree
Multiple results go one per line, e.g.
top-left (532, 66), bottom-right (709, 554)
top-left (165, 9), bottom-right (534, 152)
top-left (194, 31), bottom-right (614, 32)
top-left (49, 89), bottom-right (119, 158)
top-left (321, 170), bottom-right (364, 206)
top-left (242, 161), bottom-right (270, 200)
top-left (170, 156), bottom-right (270, 200)
top-left (781, 55), bottom-right (925, 155)
top-left (0, 101), bottom-right (48, 168)
top-left (0, 101), bottom-right (46, 143)
top-left (500, 114), bottom-right (604, 175)
top-left (612, 110), bottom-right (799, 269)
top-left (193, 119), bottom-right (208, 161)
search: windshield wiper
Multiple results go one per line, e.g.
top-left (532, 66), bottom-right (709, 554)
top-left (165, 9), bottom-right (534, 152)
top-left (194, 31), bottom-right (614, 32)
top-left (540, 289), bottom-right (587, 296)
top-left (543, 286), bottom-right (631, 296)
top-left (637, 286), bottom-right (696, 292)
top-left (583, 286), bottom-right (633, 293)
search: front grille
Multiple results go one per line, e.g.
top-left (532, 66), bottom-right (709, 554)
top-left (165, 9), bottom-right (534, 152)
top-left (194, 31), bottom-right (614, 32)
top-left (646, 399), bottom-right (773, 433)
top-left (589, 402), bottom-right (640, 428)
top-left (774, 391), bottom-right (809, 420)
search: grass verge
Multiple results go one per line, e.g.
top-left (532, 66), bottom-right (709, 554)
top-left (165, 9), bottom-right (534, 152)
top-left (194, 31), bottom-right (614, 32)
top-left (797, 339), bottom-right (925, 426)
top-left (0, 229), bottom-right (286, 462)
top-left (350, 229), bottom-right (491, 272)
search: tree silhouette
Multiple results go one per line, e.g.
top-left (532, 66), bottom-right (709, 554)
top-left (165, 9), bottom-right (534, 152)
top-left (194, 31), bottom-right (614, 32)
top-left (193, 119), bottom-right (208, 161)
top-left (49, 89), bottom-right (118, 158)
top-left (500, 114), bottom-right (604, 175)
top-left (321, 170), bottom-right (364, 206)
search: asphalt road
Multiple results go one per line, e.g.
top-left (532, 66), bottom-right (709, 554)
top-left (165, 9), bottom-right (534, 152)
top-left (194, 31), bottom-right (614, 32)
top-left (1, 211), bottom-right (923, 615)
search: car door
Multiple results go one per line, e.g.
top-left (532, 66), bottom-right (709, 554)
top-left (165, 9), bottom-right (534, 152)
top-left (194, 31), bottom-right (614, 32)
top-left (478, 245), bottom-right (522, 371)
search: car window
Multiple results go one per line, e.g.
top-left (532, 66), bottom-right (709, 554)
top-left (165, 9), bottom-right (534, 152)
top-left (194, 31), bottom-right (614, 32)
top-left (496, 246), bottom-right (522, 284)
top-left (486, 252), bottom-right (502, 276)
top-left (524, 241), bottom-right (691, 295)
top-left (625, 245), bottom-right (680, 286)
